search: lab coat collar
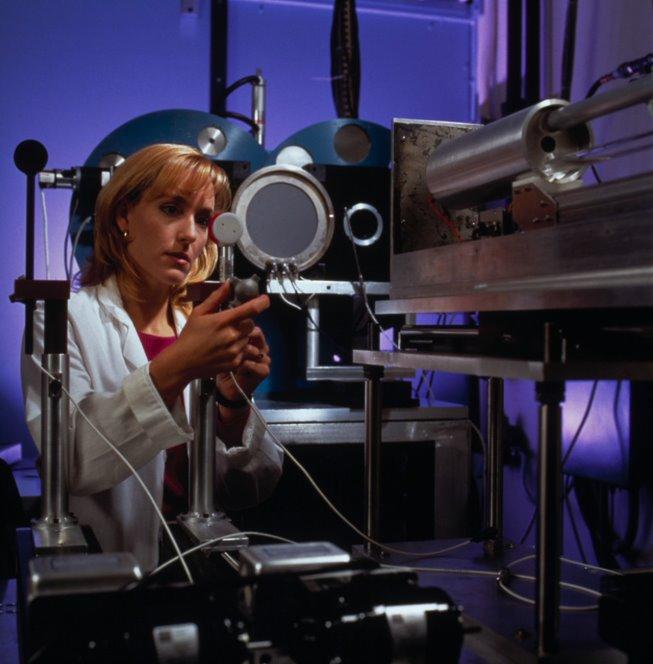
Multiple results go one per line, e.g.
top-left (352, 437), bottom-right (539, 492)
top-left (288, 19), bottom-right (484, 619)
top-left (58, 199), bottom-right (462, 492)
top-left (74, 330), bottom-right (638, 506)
top-left (95, 276), bottom-right (188, 371)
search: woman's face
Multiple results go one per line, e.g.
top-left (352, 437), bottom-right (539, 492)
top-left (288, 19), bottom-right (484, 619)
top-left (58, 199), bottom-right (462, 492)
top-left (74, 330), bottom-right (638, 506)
top-left (117, 183), bottom-right (215, 294)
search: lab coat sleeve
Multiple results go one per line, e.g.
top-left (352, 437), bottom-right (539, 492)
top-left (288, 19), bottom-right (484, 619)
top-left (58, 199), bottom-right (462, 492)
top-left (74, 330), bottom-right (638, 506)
top-left (22, 306), bottom-right (193, 496)
top-left (214, 407), bottom-right (284, 510)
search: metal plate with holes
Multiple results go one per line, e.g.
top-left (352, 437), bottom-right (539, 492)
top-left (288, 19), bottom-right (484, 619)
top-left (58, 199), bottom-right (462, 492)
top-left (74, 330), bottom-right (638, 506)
top-left (393, 119), bottom-right (479, 253)
top-left (233, 165), bottom-right (335, 272)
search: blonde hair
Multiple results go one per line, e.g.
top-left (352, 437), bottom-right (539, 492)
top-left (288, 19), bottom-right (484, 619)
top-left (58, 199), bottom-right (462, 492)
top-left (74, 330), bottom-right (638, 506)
top-left (81, 143), bottom-right (231, 313)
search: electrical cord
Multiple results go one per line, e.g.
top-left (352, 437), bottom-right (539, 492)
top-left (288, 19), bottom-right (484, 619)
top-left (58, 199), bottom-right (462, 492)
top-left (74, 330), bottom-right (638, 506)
top-left (495, 553), bottom-right (621, 612)
top-left (519, 380), bottom-right (599, 545)
top-left (344, 213), bottom-right (402, 352)
top-left (36, 362), bottom-right (194, 584)
top-left (69, 215), bottom-right (92, 280)
top-left (62, 197), bottom-right (80, 281)
top-left (150, 530), bottom-right (297, 578)
top-left (39, 189), bottom-right (51, 279)
top-left (229, 371), bottom-right (475, 559)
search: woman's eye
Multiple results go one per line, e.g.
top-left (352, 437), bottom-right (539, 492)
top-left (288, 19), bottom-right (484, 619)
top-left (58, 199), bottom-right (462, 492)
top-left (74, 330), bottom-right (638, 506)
top-left (196, 213), bottom-right (211, 228)
top-left (160, 204), bottom-right (180, 216)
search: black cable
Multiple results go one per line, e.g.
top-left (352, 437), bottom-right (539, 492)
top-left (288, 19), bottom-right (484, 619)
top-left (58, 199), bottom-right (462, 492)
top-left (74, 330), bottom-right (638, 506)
top-left (221, 74), bottom-right (260, 99)
top-left (222, 110), bottom-right (259, 133)
top-left (566, 479), bottom-right (589, 563)
top-left (560, 0), bottom-right (578, 101)
top-left (518, 380), bottom-right (599, 544)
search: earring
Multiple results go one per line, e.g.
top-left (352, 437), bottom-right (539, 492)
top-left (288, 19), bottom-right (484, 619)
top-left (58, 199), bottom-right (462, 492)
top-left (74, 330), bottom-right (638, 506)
top-left (122, 230), bottom-right (130, 240)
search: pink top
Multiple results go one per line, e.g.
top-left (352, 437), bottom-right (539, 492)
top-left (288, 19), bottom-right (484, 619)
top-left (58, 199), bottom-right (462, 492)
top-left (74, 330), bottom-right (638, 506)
top-left (138, 331), bottom-right (187, 519)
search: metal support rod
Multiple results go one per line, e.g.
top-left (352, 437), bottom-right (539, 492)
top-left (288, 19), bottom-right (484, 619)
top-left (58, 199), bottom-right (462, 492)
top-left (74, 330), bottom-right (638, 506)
top-left (547, 72), bottom-right (653, 131)
top-left (218, 245), bottom-right (234, 283)
top-left (189, 378), bottom-right (218, 517)
top-left (306, 297), bottom-right (320, 370)
top-left (484, 377), bottom-right (504, 553)
top-left (363, 365), bottom-right (383, 556)
top-left (32, 352), bottom-right (87, 553)
top-left (535, 377), bottom-right (566, 657)
top-left (251, 69), bottom-right (266, 146)
top-left (39, 354), bottom-right (69, 523)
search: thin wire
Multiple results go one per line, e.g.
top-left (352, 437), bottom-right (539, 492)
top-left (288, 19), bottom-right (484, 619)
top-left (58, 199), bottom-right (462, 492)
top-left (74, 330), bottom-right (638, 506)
top-left (344, 213), bottom-right (402, 352)
top-left (229, 372), bottom-right (473, 559)
top-left (68, 215), bottom-right (92, 280)
top-left (151, 530), bottom-right (297, 577)
top-left (469, 420), bottom-right (487, 455)
top-left (37, 362), bottom-right (194, 584)
top-left (221, 551), bottom-right (239, 571)
top-left (62, 197), bottom-right (80, 281)
top-left (39, 189), bottom-right (51, 279)
top-left (497, 575), bottom-right (599, 611)
top-left (381, 562), bottom-right (497, 578)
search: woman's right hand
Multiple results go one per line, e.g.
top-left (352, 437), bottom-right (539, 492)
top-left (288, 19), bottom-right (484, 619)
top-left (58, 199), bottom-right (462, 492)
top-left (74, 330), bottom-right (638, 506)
top-left (149, 283), bottom-right (270, 406)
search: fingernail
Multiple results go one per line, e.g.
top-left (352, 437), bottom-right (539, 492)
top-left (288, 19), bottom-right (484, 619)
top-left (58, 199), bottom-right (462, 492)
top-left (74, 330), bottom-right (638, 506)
top-left (258, 353), bottom-right (264, 360)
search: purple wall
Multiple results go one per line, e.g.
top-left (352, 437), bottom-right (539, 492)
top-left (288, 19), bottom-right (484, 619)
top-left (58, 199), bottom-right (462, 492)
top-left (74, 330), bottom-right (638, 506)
top-left (1, 1), bottom-right (210, 453)
top-left (1, 0), bottom-right (477, 455)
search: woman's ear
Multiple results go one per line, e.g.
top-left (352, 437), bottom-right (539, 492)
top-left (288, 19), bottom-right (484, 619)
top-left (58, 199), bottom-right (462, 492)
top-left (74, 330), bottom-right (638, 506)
top-left (116, 206), bottom-right (129, 234)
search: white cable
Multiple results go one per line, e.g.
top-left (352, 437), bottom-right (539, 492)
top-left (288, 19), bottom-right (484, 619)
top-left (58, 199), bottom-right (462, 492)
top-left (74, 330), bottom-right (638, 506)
top-left (507, 553), bottom-right (622, 577)
top-left (495, 552), bottom-right (622, 612)
top-left (68, 215), bottom-right (92, 279)
top-left (229, 372), bottom-right (473, 559)
top-left (151, 530), bottom-right (297, 577)
top-left (468, 421), bottom-right (487, 455)
top-left (221, 551), bottom-right (239, 571)
top-left (381, 562), bottom-right (497, 578)
top-left (498, 574), bottom-right (600, 612)
top-left (39, 189), bottom-right (50, 279)
top-left (37, 362), bottom-right (194, 584)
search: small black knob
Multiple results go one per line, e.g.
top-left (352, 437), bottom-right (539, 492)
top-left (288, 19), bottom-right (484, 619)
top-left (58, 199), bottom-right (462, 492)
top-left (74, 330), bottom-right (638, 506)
top-left (14, 140), bottom-right (48, 176)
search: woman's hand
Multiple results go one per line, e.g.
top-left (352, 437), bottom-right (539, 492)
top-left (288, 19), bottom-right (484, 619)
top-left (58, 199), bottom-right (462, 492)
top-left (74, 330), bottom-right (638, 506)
top-left (216, 325), bottom-right (271, 402)
top-left (149, 283), bottom-right (270, 406)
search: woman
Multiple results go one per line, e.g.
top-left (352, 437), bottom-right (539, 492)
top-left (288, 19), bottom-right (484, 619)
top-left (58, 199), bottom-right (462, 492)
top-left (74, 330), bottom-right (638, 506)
top-left (22, 143), bottom-right (282, 570)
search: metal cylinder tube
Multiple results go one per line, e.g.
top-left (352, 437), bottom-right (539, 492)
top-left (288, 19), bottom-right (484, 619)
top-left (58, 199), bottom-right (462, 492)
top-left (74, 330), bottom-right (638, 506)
top-left (535, 380), bottom-right (565, 657)
top-left (189, 378), bottom-right (218, 517)
top-left (364, 366), bottom-right (383, 556)
top-left (305, 298), bottom-right (320, 369)
top-left (426, 99), bottom-right (592, 208)
top-left (218, 245), bottom-right (234, 283)
top-left (484, 377), bottom-right (504, 547)
top-left (40, 353), bottom-right (70, 523)
top-left (546, 73), bottom-right (653, 131)
top-left (251, 71), bottom-right (266, 146)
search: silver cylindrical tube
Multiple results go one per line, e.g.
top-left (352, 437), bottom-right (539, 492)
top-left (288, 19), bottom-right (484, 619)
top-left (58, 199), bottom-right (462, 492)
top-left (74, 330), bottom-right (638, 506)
top-left (218, 245), bottom-right (234, 283)
top-left (40, 353), bottom-right (69, 522)
top-left (251, 71), bottom-right (266, 146)
top-left (485, 377), bottom-right (504, 543)
top-left (426, 99), bottom-right (592, 208)
top-left (189, 378), bottom-right (217, 517)
top-left (364, 367), bottom-right (383, 556)
top-left (546, 73), bottom-right (653, 131)
top-left (305, 298), bottom-right (320, 369)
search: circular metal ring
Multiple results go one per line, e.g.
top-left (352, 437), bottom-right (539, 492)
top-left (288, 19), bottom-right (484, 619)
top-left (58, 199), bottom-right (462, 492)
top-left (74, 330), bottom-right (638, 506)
top-left (197, 126), bottom-right (227, 156)
top-left (343, 203), bottom-right (383, 247)
top-left (232, 165), bottom-right (335, 272)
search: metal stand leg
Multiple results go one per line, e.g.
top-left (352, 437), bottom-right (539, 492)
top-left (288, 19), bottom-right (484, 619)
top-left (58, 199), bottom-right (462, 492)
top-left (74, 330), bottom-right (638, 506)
top-left (484, 377), bottom-right (504, 555)
top-left (535, 379), bottom-right (565, 658)
top-left (364, 365), bottom-right (383, 556)
top-left (179, 377), bottom-right (248, 550)
top-left (32, 353), bottom-right (87, 553)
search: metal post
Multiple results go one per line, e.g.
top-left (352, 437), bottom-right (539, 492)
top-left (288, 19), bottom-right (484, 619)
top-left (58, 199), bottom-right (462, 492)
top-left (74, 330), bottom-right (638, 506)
top-left (484, 377), bottom-right (504, 555)
top-left (189, 378), bottom-right (218, 517)
top-left (251, 70), bottom-right (266, 146)
top-left (534, 322), bottom-right (566, 657)
top-left (218, 245), bottom-right (234, 283)
top-left (306, 298), bottom-right (320, 370)
top-left (363, 365), bottom-right (383, 556)
top-left (179, 261), bottom-right (248, 549)
top-left (32, 353), bottom-right (87, 553)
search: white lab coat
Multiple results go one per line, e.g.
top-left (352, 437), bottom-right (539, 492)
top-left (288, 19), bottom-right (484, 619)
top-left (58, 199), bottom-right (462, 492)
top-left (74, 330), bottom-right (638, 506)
top-left (22, 275), bottom-right (283, 570)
